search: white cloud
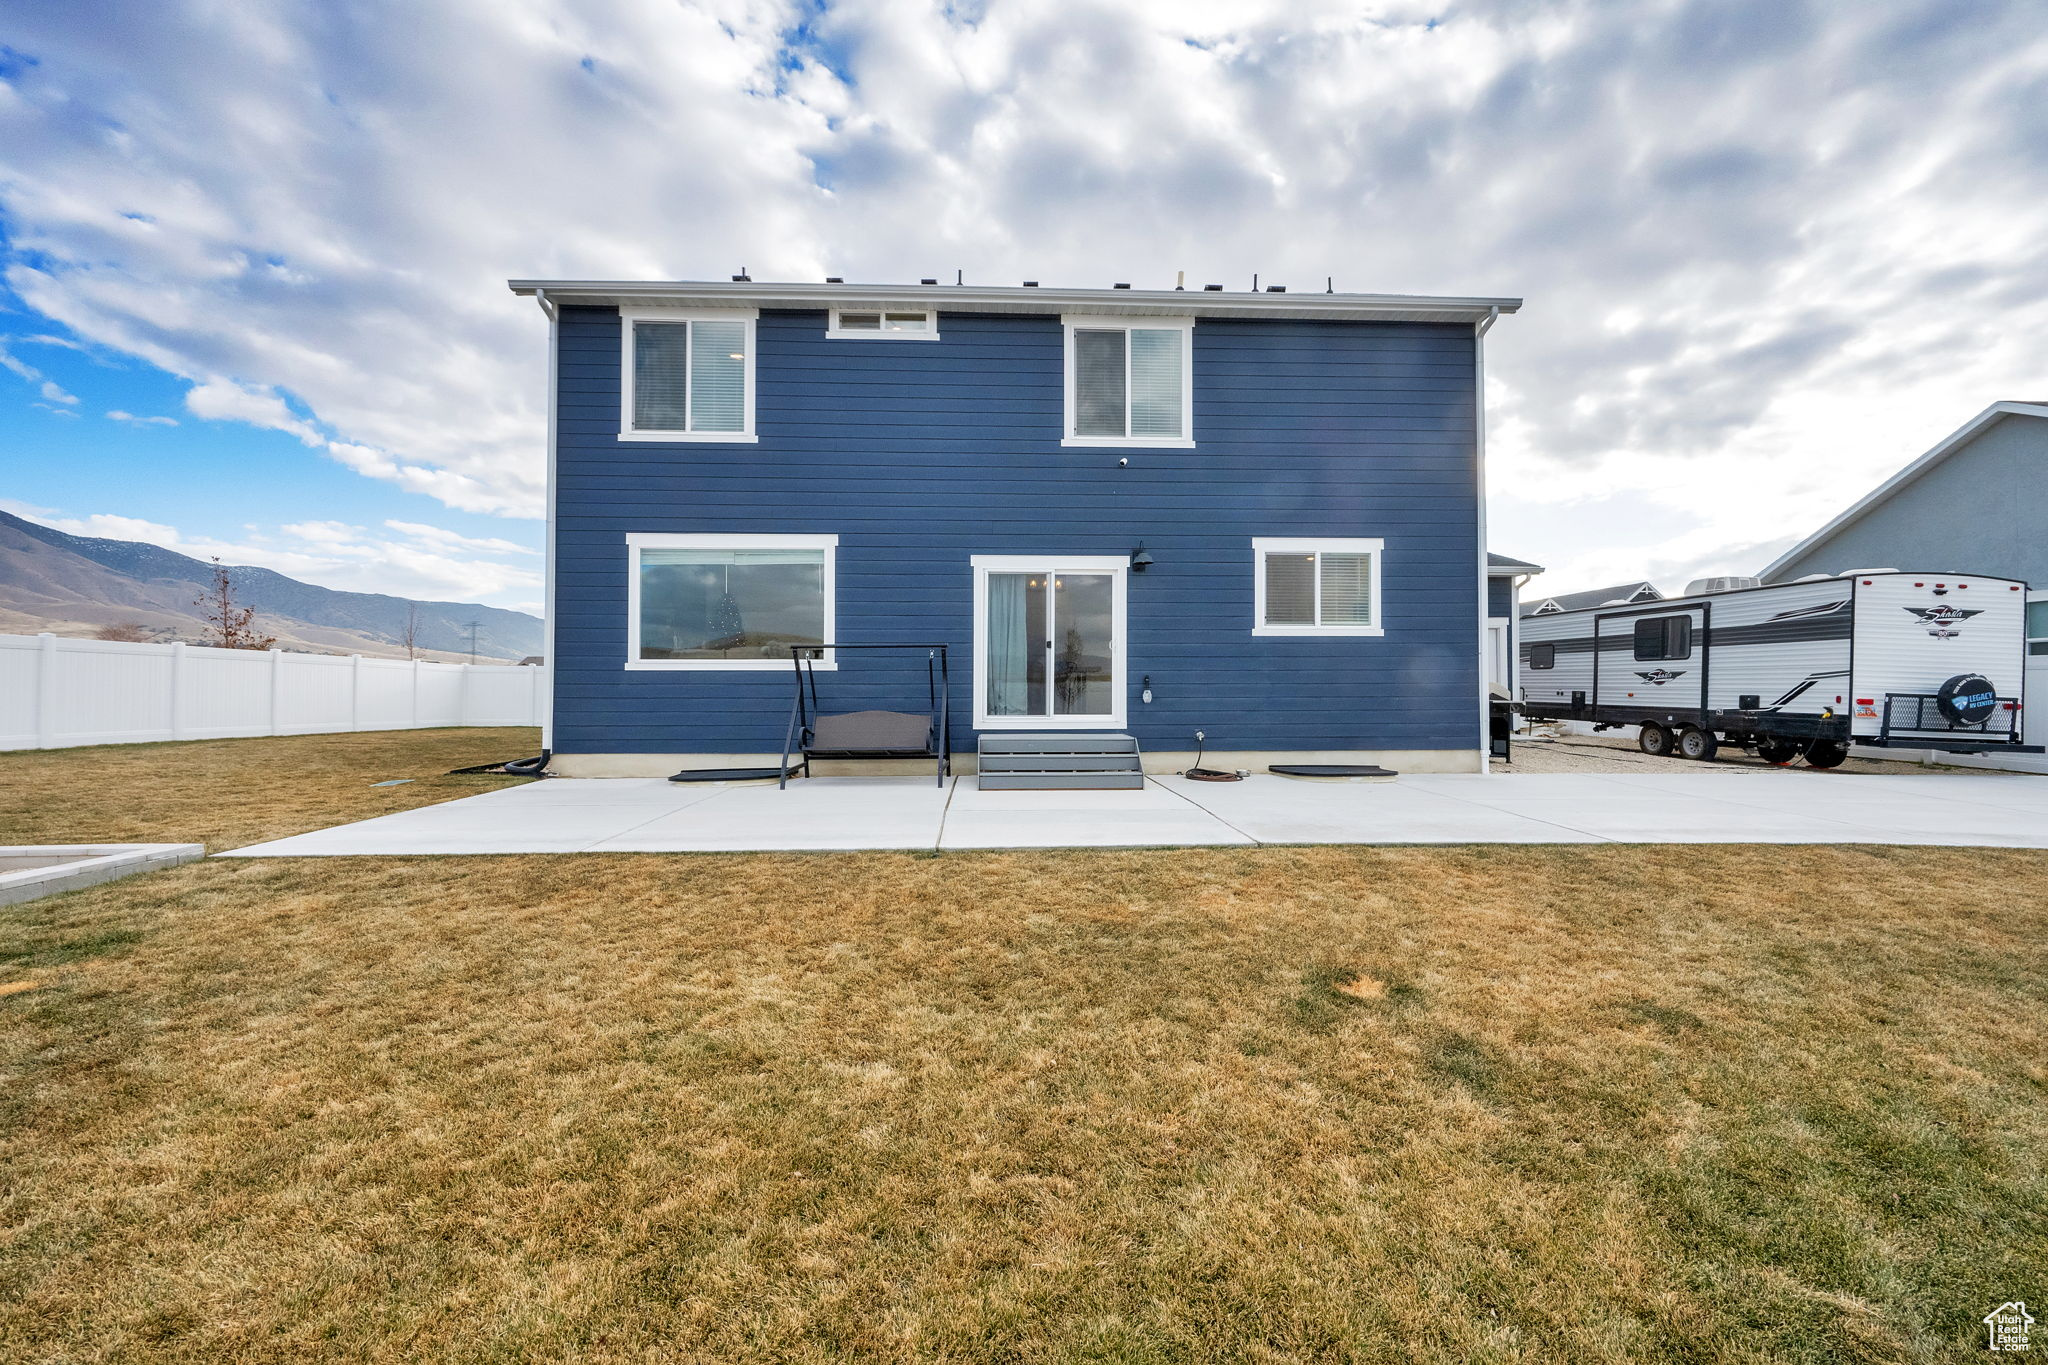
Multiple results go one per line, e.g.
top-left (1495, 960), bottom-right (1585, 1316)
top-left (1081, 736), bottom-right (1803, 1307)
top-left (106, 408), bottom-right (178, 425)
top-left (1, 1), bottom-right (2045, 591)
top-left (384, 519), bottom-right (538, 556)
top-left (36, 378), bottom-right (76, 403)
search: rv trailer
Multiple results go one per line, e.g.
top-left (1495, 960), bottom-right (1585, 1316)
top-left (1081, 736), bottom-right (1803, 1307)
top-left (1517, 570), bottom-right (2039, 766)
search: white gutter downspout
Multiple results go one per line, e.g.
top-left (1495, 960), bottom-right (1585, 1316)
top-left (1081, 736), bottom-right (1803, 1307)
top-left (535, 287), bottom-right (559, 752)
top-left (1474, 305), bottom-right (1499, 774)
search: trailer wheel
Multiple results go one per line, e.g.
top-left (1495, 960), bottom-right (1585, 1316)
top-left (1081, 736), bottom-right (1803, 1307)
top-left (1805, 741), bottom-right (1850, 769)
top-left (1638, 723), bottom-right (1674, 757)
top-left (1756, 740), bottom-right (1801, 765)
top-left (1677, 727), bottom-right (1719, 761)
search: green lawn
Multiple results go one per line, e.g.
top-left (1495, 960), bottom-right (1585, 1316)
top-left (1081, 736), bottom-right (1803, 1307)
top-left (1, 731), bottom-right (2044, 1362)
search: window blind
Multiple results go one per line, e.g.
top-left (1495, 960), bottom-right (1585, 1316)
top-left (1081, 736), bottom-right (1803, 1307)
top-left (1128, 328), bottom-right (1183, 437)
top-left (1263, 553), bottom-right (1315, 625)
top-left (632, 322), bottom-right (690, 431)
top-left (1073, 329), bottom-right (1127, 436)
top-left (1318, 553), bottom-right (1374, 625)
top-left (689, 320), bottom-right (747, 432)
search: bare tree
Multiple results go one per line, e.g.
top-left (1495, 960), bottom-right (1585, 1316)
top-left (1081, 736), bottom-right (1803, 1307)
top-left (402, 604), bottom-right (419, 660)
top-left (194, 558), bottom-right (277, 650)
top-left (93, 622), bottom-right (153, 642)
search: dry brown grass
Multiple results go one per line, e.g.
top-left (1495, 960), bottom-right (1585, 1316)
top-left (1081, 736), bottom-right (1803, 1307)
top-left (0, 727), bottom-right (539, 850)
top-left (3, 828), bottom-right (2046, 1361)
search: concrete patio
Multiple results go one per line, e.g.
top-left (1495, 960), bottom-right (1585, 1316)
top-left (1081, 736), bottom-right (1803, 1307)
top-left (220, 769), bottom-right (2048, 856)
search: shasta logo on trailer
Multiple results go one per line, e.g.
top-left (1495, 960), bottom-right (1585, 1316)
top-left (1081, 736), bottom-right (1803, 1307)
top-left (1634, 668), bottom-right (1686, 685)
top-left (1904, 604), bottom-right (1981, 638)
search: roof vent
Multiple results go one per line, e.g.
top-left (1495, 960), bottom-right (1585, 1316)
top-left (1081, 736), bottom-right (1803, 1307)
top-left (731, 273), bottom-right (751, 282)
top-left (825, 276), bottom-right (843, 284)
top-left (1684, 576), bottom-right (1761, 596)
top-left (1203, 284), bottom-right (1223, 291)
top-left (1113, 282), bottom-right (1131, 289)
top-left (1266, 284), bottom-right (1286, 292)
top-left (919, 277), bottom-right (937, 285)
top-left (1022, 280), bottom-right (1038, 287)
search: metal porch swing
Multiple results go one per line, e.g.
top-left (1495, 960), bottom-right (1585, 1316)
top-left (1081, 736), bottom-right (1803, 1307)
top-left (779, 643), bottom-right (952, 788)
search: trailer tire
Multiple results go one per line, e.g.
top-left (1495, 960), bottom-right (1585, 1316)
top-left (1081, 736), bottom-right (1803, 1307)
top-left (1677, 726), bottom-right (1719, 761)
top-left (1805, 741), bottom-right (1849, 769)
top-left (1756, 739), bottom-right (1801, 765)
top-left (1638, 723), bottom-right (1674, 757)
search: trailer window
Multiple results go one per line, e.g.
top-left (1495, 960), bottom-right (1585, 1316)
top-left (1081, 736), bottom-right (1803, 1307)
top-left (1529, 643), bottom-right (1556, 670)
top-left (1633, 615), bottom-right (1693, 661)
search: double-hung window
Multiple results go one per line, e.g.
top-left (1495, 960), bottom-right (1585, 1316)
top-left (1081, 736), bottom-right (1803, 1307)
top-left (1252, 538), bottom-right (1384, 636)
top-left (620, 307), bottom-right (757, 441)
top-left (1062, 315), bottom-right (1193, 447)
top-left (2028, 596), bottom-right (2048, 657)
top-left (626, 534), bottom-right (836, 669)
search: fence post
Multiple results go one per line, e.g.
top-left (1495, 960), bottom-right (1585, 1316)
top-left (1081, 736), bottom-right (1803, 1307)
top-left (269, 648), bottom-right (285, 735)
top-left (35, 632), bottom-right (57, 750)
top-left (411, 659), bottom-right (421, 730)
top-left (350, 654), bottom-right (363, 732)
top-left (169, 641), bottom-right (189, 741)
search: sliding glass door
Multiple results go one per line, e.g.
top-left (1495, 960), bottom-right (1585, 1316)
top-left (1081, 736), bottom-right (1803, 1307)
top-left (973, 557), bottom-right (1126, 728)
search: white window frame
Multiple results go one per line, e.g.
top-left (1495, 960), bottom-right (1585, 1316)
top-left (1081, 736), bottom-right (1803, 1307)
top-left (1060, 314), bottom-right (1195, 449)
top-left (826, 307), bottom-right (940, 341)
top-left (970, 554), bottom-right (1128, 730)
top-left (618, 306), bottom-right (759, 442)
top-left (624, 532), bottom-right (836, 671)
top-left (1252, 537), bottom-right (1386, 637)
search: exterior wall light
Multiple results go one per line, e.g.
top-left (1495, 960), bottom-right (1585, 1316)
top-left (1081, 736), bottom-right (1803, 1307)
top-left (1129, 545), bottom-right (1155, 572)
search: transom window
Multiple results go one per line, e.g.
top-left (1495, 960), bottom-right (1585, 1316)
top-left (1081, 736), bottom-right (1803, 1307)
top-left (1062, 315), bottom-right (1193, 447)
top-left (827, 308), bottom-right (938, 340)
top-left (1252, 538), bottom-right (1384, 636)
top-left (1632, 614), bottom-right (1693, 661)
top-left (626, 534), bottom-right (836, 670)
top-left (620, 307), bottom-right (757, 442)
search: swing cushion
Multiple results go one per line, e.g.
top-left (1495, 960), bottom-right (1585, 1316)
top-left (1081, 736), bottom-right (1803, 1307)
top-left (807, 710), bottom-right (934, 755)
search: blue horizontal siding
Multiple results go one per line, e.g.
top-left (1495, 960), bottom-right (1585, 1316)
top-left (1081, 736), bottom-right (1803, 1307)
top-left (552, 306), bottom-right (1482, 755)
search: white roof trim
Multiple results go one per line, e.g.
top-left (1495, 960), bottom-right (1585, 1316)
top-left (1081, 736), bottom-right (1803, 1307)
top-left (508, 278), bottom-right (1521, 325)
top-left (1760, 401), bottom-right (2048, 580)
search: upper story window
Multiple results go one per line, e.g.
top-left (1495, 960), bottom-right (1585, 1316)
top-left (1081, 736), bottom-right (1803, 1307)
top-left (1252, 538), bottom-right (1384, 636)
top-left (1061, 315), bottom-right (1193, 448)
top-left (827, 308), bottom-right (939, 340)
top-left (620, 307), bottom-right (757, 442)
top-left (1632, 614), bottom-right (1693, 661)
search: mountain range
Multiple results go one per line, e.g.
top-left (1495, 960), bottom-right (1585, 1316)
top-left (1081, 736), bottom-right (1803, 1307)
top-left (0, 508), bottom-right (542, 662)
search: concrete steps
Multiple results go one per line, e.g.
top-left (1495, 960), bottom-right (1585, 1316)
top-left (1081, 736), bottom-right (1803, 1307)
top-left (976, 733), bottom-right (1145, 790)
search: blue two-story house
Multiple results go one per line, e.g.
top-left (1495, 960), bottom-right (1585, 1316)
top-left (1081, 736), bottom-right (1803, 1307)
top-left (507, 277), bottom-right (1519, 778)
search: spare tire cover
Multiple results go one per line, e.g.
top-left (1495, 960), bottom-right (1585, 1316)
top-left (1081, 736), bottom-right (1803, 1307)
top-left (1936, 673), bottom-right (1998, 725)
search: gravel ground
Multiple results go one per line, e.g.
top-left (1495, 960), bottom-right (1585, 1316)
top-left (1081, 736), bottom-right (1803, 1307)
top-left (1498, 729), bottom-right (1990, 776)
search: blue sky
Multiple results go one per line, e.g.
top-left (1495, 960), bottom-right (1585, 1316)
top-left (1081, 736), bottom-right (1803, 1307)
top-left (3, 0), bottom-right (2046, 608)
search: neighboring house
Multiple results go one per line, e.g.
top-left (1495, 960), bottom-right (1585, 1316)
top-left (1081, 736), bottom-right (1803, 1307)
top-left (1521, 581), bottom-right (1663, 617)
top-left (1487, 552), bottom-right (1545, 698)
top-left (1760, 399), bottom-right (2047, 770)
top-left (509, 277), bottom-right (1520, 776)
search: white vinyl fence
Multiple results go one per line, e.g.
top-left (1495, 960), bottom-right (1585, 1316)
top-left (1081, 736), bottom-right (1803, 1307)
top-left (1, 632), bottom-right (546, 751)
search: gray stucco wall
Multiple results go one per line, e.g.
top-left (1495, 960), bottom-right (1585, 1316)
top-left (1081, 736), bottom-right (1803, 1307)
top-left (1766, 414), bottom-right (2045, 586)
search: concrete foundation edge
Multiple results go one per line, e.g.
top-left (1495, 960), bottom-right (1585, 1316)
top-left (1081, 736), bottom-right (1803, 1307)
top-left (547, 749), bottom-right (1485, 778)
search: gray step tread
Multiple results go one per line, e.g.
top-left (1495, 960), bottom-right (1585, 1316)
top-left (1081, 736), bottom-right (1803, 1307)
top-left (978, 773), bottom-right (1148, 790)
top-left (977, 733), bottom-right (1138, 754)
top-left (979, 753), bottom-right (1142, 772)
